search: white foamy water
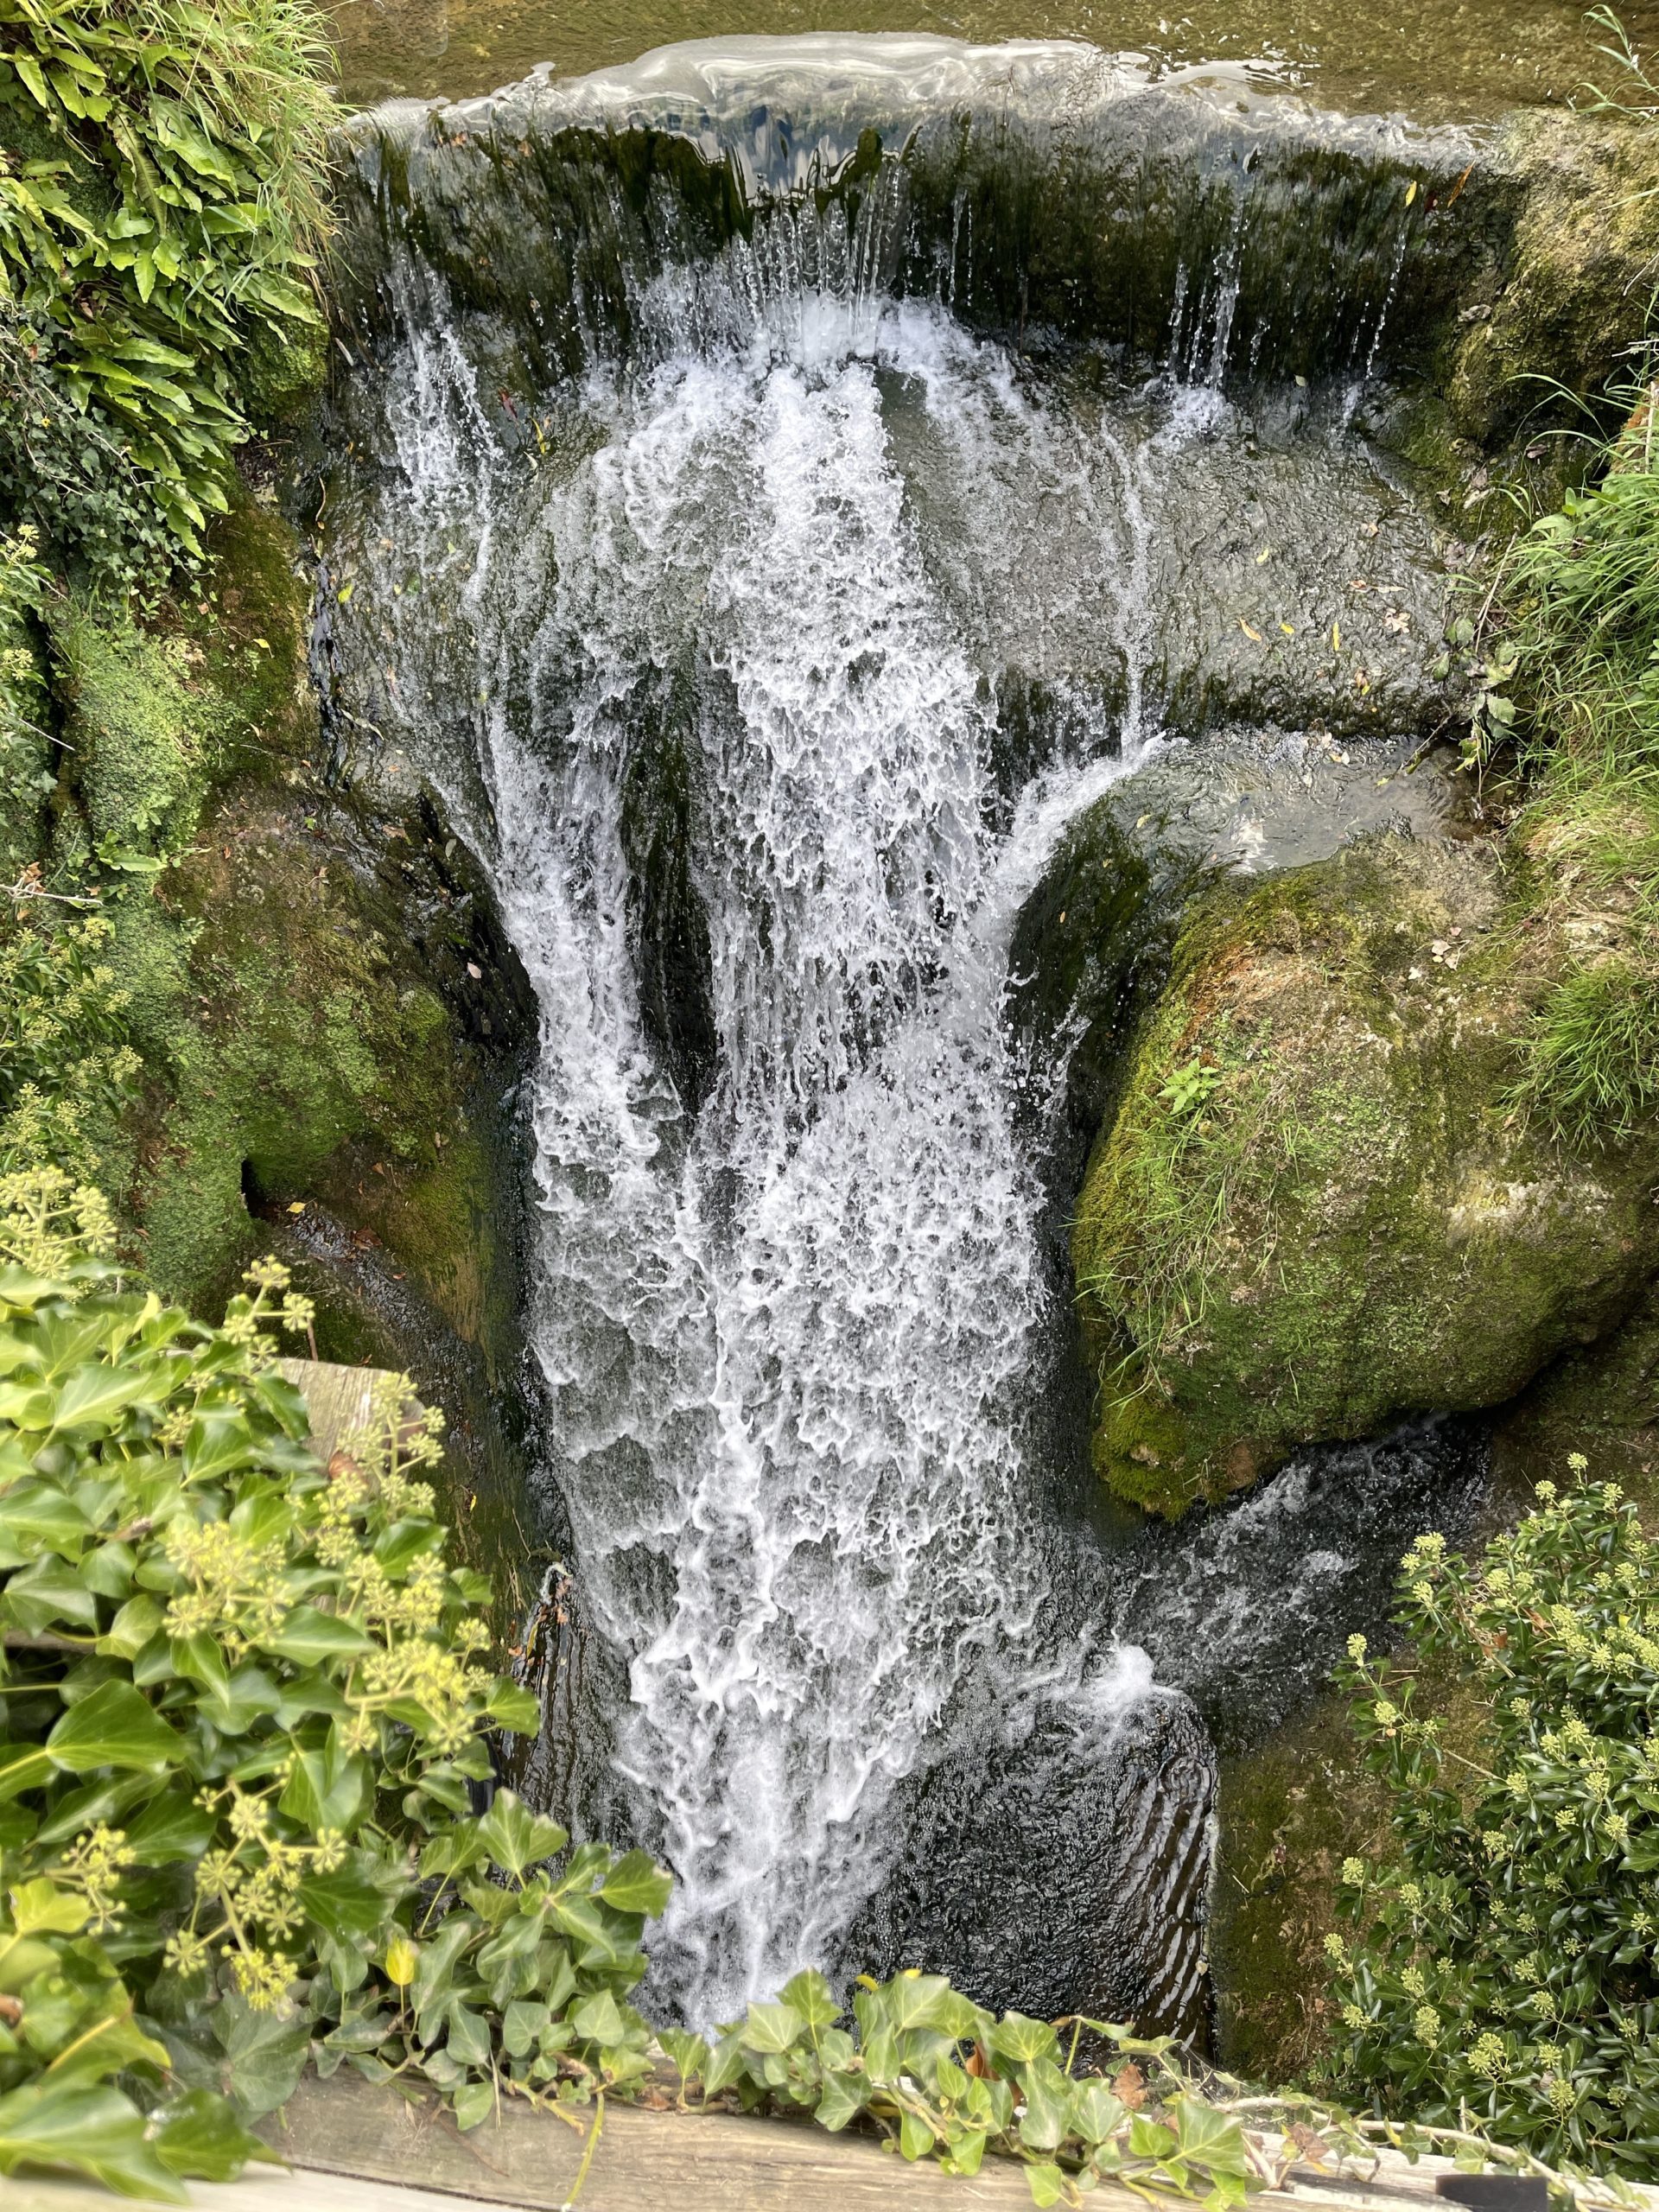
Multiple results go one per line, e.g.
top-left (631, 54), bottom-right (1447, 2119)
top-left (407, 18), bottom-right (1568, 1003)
top-left (328, 276), bottom-right (1181, 2017)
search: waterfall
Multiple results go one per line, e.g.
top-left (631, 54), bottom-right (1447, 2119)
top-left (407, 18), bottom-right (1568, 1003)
top-left (334, 279), bottom-right (1190, 2018)
top-left (316, 37), bottom-right (1484, 2030)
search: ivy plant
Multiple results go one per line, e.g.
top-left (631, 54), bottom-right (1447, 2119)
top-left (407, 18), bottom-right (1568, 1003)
top-left (666, 1976), bottom-right (1269, 2208)
top-left (0, 1170), bottom-right (668, 2195)
top-left (1328, 1470), bottom-right (1659, 2177)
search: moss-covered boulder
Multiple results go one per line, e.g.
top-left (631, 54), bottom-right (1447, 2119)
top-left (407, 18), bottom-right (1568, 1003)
top-left (1450, 112), bottom-right (1659, 446)
top-left (1072, 832), bottom-right (1659, 1515)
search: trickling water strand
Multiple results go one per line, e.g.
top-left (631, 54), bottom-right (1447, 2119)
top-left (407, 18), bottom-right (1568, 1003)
top-left (1343, 217), bottom-right (1415, 427)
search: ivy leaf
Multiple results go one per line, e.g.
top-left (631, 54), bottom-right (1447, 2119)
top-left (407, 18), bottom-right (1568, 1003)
top-left (700, 2032), bottom-right (750, 2096)
top-left (8, 1876), bottom-right (90, 1935)
top-left (453, 2080), bottom-right (495, 2132)
top-left (1026, 2162), bottom-right (1067, 2209)
top-left (279, 1743), bottom-right (372, 1836)
top-left (296, 1867), bottom-right (400, 1942)
top-left (418, 1820), bottom-right (486, 1881)
top-left (945, 2128), bottom-right (989, 2177)
top-left (124, 1789), bottom-right (217, 1864)
top-left (0, 2081), bottom-right (183, 2200)
top-left (49, 1363), bottom-right (156, 1434)
top-left (264, 1605), bottom-right (373, 1664)
top-left (486, 1680), bottom-right (539, 1733)
top-left (814, 2067), bottom-right (869, 2131)
top-left (1017, 2057), bottom-right (1074, 2153)
top-left (0, 1744), bottom-right (52, 1803)
top-left (599, 1848), bottom-right (672, 1919)
top-left (741, 2000), bottom-right (804, 2054)
top-left (477, 1791), bottom-right (566, 1878)
top-left (1070, 2081), bottom-right (1128, 2144)
top-left (48, 1680), bottom-right (183, 1773)
top-left (780, 1967), bottom-right (840, 2030)
top-left (3, 1554), bottom-right (99, 1634)
top-left (445, 2004), bottom-right (493, 2069)
top-left (658, 2026), bottom-right (707, 2083)
top-left (569, 1989), bottom-right (628, 2046)
top-left (1168, 2094), bottom-right (1251, 2175)
top-left (502, 1999), bottom-right (550, 2056)
top-left (44, 1993), bottom-right (170, 2086)
top-left (211, 1998), bottom-right (312, 2120)
top-left (149, 2088), bottom-right (276, 2181)
top-left (988, 2012), bottom-right (1058, 2069)
top-left (898, 2109), bottom-right (936, 2161)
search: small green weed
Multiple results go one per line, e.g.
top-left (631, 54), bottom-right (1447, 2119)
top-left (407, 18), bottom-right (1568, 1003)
top-left (1159, 1056), bottom-right (1222, 1116)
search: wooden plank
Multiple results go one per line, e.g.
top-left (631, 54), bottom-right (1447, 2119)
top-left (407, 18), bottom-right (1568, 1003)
top-left (273, 1362), bottom-right (413, 1462)
top-left (5, 2166), bottom-right (469, 2212)
top-left (259, 2070), bottom-right (1039, 2209)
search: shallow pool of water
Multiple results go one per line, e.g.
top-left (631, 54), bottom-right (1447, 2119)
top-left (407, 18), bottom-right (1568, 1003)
top-left (327, 0), bottom-right (1659, 121)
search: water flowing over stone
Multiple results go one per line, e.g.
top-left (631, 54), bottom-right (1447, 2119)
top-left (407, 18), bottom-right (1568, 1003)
top-left (316, 38), bottom-right (1484, 2028)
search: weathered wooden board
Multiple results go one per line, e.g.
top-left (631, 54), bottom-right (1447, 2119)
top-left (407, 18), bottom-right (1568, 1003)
top-left (274, 1361), bottom-right (411, 1461)
top-left (11, 2072), bottom-right (1638, 2212)
top-left (1, 2167), bottom-right (441, 2212)
top-left (258, 2069), bottom-right (1038, 2209)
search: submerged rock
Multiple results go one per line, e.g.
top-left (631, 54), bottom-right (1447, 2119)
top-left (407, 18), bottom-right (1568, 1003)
top-left (1070, 832), bottom-right (1659, 1516)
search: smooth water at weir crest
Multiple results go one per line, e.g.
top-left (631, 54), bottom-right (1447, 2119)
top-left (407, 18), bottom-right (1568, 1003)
top-left (317, 54), bottom-right (1489, 2025)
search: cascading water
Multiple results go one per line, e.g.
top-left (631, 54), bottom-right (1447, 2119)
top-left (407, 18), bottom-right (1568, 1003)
top-left (316, 36), bottom-right (1490, 2031)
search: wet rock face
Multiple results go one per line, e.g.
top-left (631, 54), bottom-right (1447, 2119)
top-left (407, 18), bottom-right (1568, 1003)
top-left (335, 37), bottom-right (1496, 394)
top-left (48, 488), bottom-right (549, 1605)
top-left (1069, 833), bottom-right (1659, 1516)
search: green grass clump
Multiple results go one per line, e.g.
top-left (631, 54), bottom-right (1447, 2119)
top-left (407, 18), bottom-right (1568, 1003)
top-left (1485, 400), bottom-right (1659, 1144)
top-left (1512, 954), bottom-right (1659, 1143)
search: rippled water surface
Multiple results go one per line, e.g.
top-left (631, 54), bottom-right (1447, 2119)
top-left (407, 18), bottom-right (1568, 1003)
top-left (327, 0), bottom-right (1659, 119)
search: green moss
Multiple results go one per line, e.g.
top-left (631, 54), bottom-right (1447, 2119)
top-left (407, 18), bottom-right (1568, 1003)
top-left (123, 792), bottom-right (469, 1314)
top-left (54, 606), bottom-right (207, 855)
top-left (45, 476), bottom-right (529, 1402)
top-left (1491, 1281), bottom-right (1659, 1521)
top-left (188, 487), bottom-right (321, 770)
top-left (233, 315), bottom-right (329, 432)
top-left (1211, 1695), bottom-right (1375, 2083)
top-left (1450, 112), bottom-right (1659, 447)
top-left (1073, 834), bottom-right (1659, 1514)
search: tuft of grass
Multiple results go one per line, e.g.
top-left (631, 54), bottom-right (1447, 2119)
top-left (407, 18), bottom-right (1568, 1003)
top-left (1485, 391), bottom-right (1659, 1144)
top-left (1510, 955), bottom-right (1659, 1142)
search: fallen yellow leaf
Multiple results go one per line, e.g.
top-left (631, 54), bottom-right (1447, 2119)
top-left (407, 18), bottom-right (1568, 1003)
top-left (1239, 619), bottom-right (1263, 641)
top-left (1332, 620), bottom-right (1342, 651)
